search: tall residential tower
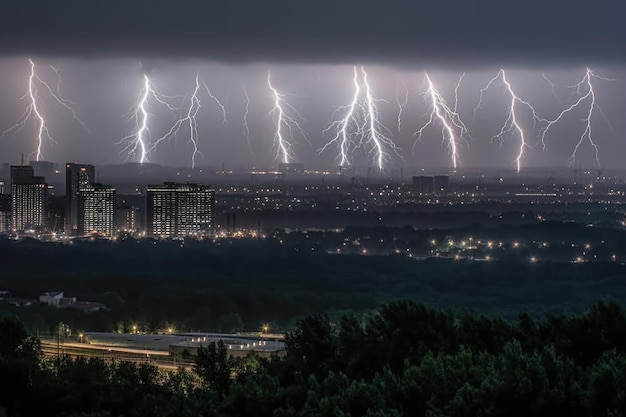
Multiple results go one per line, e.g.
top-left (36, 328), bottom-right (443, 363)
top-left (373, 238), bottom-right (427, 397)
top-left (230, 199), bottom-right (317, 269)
top-left (65, 163), bottom-right (95, 235)
top-left (11, 165), bottom-right (48, 232)
top-left (77, 183), bottom-right (116, 237)
top-left (147, 183), bottom-right (215, 238)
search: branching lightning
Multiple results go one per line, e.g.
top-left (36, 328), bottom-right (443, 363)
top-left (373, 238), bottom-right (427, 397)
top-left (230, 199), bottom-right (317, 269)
top-left (396, 81), bottom-right (409, 133)
top-left (414, 73), bottom-right (468, 169)
top-left (1, 59), bottom-right (88, 161)
top-left (242, 86), bottom-right (253, 155)
top-left (539, 69), bottom-right (616, 168)
top-left (320, 66), bottom-right (362, 168)
top-left (148, 75), bottom-right (203, 168)
top-left (120, 71), bottom-right (227, 166)
top-left (361, 67), bottom-right (398, 171)
top-left (201, 81), bottom-right (228, 126)
top-left (267, 71), bottom-right (308, 164)
top-left (119, 75), bottom-right (153, 163)
top-left (473, 69), bottom-right (545, 173)
top-left (320, 66), bottom-right (399, 170)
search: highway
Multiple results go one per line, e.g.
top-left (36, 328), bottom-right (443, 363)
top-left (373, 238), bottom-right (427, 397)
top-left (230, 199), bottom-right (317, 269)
top-left (40, 338), bottom-right (194, 371)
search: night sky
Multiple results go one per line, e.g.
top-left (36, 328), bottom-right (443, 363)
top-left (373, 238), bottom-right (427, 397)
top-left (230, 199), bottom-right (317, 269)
top-left (0, 0), bottom-right (624, 170)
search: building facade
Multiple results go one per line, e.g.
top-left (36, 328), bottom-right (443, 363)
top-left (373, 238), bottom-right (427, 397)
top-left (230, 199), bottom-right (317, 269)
top-left (77, 183), bottom-right (116, 237)
top-left (11, 165), bottom-right (48, 232)
top-left (434, 175), bottom-right (449, 192)
top-left (0, 194), bottom-right (9, 233)
top-left (412, 176), bottom-right (435, 194)
top-left (147, 183), bottom-right (215, 238)
top-left (412, 175), bottom-right (449, 194)
top-left (66, 163), bottom-right (95, 235)
top-left (116, 205), bottom-right (139, 234)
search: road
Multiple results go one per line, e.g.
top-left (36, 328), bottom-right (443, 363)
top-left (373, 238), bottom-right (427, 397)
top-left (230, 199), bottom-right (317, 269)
top-left (40, 338), bottom-right (194, 371)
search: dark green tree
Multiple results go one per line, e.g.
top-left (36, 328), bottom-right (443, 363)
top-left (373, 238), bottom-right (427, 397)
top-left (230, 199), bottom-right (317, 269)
top-left (195, 340), bottom-right (234, 398)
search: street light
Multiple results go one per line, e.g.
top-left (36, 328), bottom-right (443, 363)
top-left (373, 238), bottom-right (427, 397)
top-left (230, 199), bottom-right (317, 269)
top-left (79, 333), bottom-right (84, 343)
top-left (132, 325), bottom-right (137, 334)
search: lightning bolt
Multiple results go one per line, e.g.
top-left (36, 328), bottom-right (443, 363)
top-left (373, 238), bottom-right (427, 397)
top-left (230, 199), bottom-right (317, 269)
top-left (474, 69), bottom-right (545, 173)
top-left (539, 69), bottom-right (616, 168)
top-left (26, 60), bottom-right (48, 162)
top-left (242, 86), bottom-right (253, 155)
top-left (267, 71), bottom-right (308, 164)
top-left (414, 73), bottom-right (468, 170)
top-left (148, 75), bottom-right (203, 168)
top-left (320, 66), bottom-right (362, 168)
top-left (320, 66), bottom-right (399, 170)
top-left (119, 74), bottom-right (184, 164)
top-left (361, 67), bottom-right (399, 171)
top-left (1, 59), bottom-right (88, 161)
top-left (119, 75), bottom-right (151, 163)
top-left (201, 81), bottom-right (227, 126)
top-left (542, 73), bottom-right (562, 103)
top-left (454, 73), bottom-right (465, 114)
top-left (396, 81), bottom-right (409, 133)
top-left (136, 74), bottom-right (231, 168)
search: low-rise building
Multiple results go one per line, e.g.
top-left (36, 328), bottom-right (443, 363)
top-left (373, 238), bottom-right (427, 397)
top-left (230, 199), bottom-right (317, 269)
top-left (39, 292), bottom-right (64, 307)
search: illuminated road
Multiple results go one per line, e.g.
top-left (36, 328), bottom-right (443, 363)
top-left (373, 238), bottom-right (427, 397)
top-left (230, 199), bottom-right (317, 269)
top-left (40, 339), bottom-right (193, 371)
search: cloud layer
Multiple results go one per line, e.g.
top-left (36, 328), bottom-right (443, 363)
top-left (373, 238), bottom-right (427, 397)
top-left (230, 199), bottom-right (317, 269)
top-left (1, 0), bottom-right (624, 66)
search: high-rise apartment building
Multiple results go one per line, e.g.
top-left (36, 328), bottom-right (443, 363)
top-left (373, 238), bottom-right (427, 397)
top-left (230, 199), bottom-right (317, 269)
top-left (116, 205), bottom-right (139, 234)
top-left (0, 194), bottom-right (10, 233)
top-left (77, 183), bottom-right (116, 237)
top-left (434, 175), bottom-right (449, 192)
top-left (412, 176), bottom-right (435, 194)
top-left (11, 165), bottom-right (48, 232)
top-left (147, 183), bottom-right (215, 238)
top-left (65, 163), bottom-right (95, 235)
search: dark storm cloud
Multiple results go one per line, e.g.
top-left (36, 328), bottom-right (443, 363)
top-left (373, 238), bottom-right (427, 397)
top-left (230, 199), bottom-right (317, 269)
top-left (0, 0), bottom-right (624, 66)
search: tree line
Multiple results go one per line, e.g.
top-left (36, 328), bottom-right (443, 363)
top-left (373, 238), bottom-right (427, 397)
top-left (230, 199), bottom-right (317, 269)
top-left (3, 300), bottom-right (626, 416)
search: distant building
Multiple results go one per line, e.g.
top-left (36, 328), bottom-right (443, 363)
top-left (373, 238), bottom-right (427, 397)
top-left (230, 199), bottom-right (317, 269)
top-left (116, 205), bottom-right (139, 233)
top-left (0, 194), bottom-right (10, 233)
top-left (412, 176), bottom-right (435, 194)
top-left (39, 292), bottom-right (64, 307)
top-left (278, 163), bottom-right (304, 174)
top-left (0, 212), bottom-right (8, 233)
top-left (412, 175), bottom-right (449, 194)
top-left (0, 164), bottom-right (8, 185)
top-left (66, 163), bottom-right (96, 235)
top-left (11, 165), bottom-right (35, 184)
top-left (47, 195), bottom-right (65, 233)
top-left (30, 161), bottom-right (59, 181)
top-left (78, 183), bottom-right (116, 237)
top-left (11, 165), bottom-right (48, 232)
top-left (40, 291), bottom-right (78, 308)
top-left (434, 175), bottom-right (449, 192)
top-left (147, 183), bottom-right (215, 238)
